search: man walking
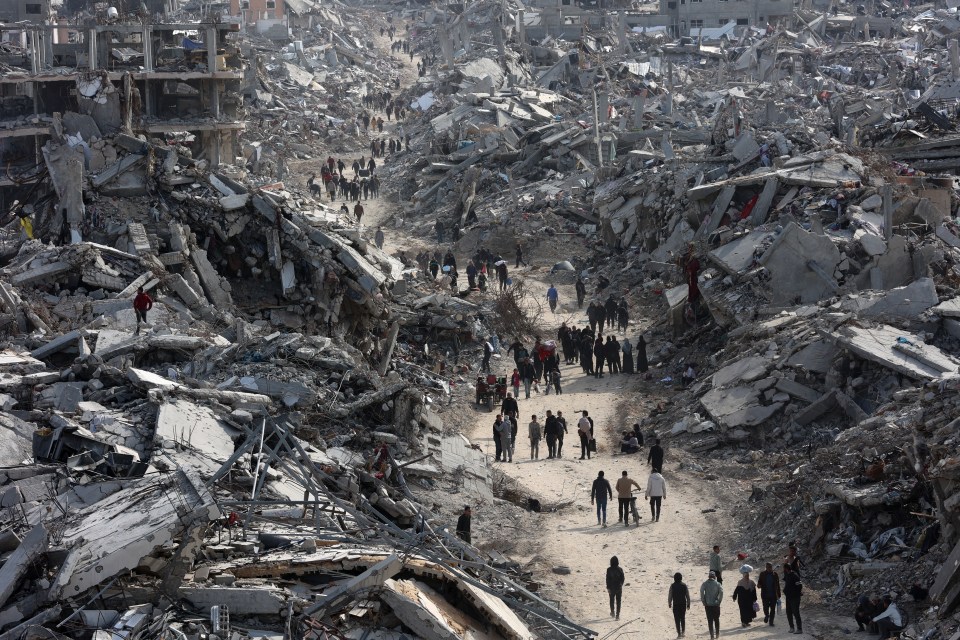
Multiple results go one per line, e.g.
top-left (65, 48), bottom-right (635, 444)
top-left (648, 438), bottom-right (665, 473)
top-left (668, 572), bottom-right (691, 638)
top-left (758, 562), bottom-right (781, 626)
top-left (710, 546), bottom-right (724, 584)
top-left (456, 506), bottom-right (472, 543)
top-left (519, 357), bottom-right (535, 399)
top-left (607, 557), bottom-right (625, 621)
top-left (645, 470), bottom-right (667, 522)
top-left (544, 410), bottom-right (559, 458)
top-left (578, 411), bottom-right (593, 460)
top-left (556, 411), bottom-right (568, 457)
top-left (501, 392), bottom-right (518, 425)
top-left (783, 563), bottom-right (803, 634)
top-left (133, 286), bottom-right (153, 335)
top-left (547, 284), bottom-right (559, 313)
top-left (528, 414), bottom-right (542, 460)
top-left (591, 470), bottom-right (613, 526)
top-left (575, 276), bottom-right (586, 308)
top-left (375, 226), bottom-right (385, 249)
top-left (495, 415), bottom-right (512, 463)
top-left (700, 571), bottom-right (723, 640)
top-left (615, 471), bottom-right (641, 527)
top-left (515, 242), bottom-right (527, 268)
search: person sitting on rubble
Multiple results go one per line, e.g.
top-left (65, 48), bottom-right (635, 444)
top-left (681, 364), bottom-right (696, 387)
top-left (855, 594), bottom-right (882, 633)
top-left (872, 595), bottom-right (902, 639)
top-left (620, 432), bottom-right (640, 454)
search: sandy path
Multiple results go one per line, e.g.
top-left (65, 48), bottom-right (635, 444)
top-left (465, 292), bottom-right (812, 640)
top-left (291, 22), bottom-right (816, 640)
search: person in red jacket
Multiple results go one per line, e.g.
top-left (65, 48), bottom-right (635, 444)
top-left (133, 286), bottom-right (153, 334)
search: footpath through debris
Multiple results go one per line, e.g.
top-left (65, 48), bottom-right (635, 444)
top-left (5, 0), bottom-right (960, 639)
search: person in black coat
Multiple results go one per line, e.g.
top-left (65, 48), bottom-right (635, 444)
top-left (606, 556), bottom-right (625, 620)
top-left (669, 572), bottom-right (691, 638)
top-left (637, 334), bottom-right (649, 373)
top-left (456, 506), bottom-right (472, 543)
top-left (648, 438), bottom-right (664, 472)
top-left (593, 337), bottom-right (605, 379)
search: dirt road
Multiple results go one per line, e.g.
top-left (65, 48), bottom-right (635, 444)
top-left (291, 22), bottom-right (816, 640)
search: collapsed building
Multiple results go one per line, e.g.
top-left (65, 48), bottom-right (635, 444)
top-left (5, 0), bottom-right (960, 637)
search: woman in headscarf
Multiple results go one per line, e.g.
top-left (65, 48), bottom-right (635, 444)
top-left (636, 334), bottom-right (649, 373)
top-left (621, 337), bottom-right (634, 374)
top-left (732, 565), bottom-right (758, 627)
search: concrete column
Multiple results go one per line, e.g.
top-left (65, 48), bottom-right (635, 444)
top-left (950, 39), bottom-right (960, 80)
top-left (207, 27), bottom-right (217, 73)
top-left (598, 92), bottom-right (609, 123)
top-left (209, 80), bottom-right (220, 119)
top-left (88, 28), bottom-right (97, 70)
top-left (617, 12), bottom-right (627, 55)
top-left (518, 10), bottom-right (526, 43)
top-left (633, 90), bottom-right (646, 129)
top-left (882, 184), bottom-right (893, 240)
top-left (143, 25), bottom-right (153, 72)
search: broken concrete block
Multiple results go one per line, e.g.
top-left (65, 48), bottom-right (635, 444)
top-left (759, 222), bottom-right (841, 304)
top-left (0, 524), bottom-right (47, 609)
top-left (855, 229), bottom-right (887, 257)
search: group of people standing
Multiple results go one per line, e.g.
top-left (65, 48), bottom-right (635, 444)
top-left (586, 295), bottom-right (630, 335)
top-left (605, 545), bottom-right (807, 640)
top-left (562, 324), bottom-right (647, 378)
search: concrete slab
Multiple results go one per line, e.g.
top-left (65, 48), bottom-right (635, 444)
top-left (774, 378), bottom-right (820, 404)
top-left (759, 222), bottom-right (841, 304)
top-left (155, 400), bottom-right (241, 462)
top-left (31, 330), bottom-right (85, 359)
top-left (51, 469), bottom-right (219, 599)
top-left (708, 230), bottom-right (774, 276)
top-left (712, 356), bottom-right (769, 388)
top-left (933, 297), bottom-right (960, 318)
top-left (381, 578), bottom-right (498, 640)
top-left (178, 586), bottom-right (287, 616)
top-left (0, 524), bottom-right (47, 608)
top-left (860, 277), bottom-right (939, 320)
top-left (831, 323), bottom-right (959, 380)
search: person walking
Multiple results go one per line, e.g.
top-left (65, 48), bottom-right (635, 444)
top-left (515, 242), bottom-right (527, 268)
top-left (374, 226), bottom-right (385, 249)
top-left (353, 201), bottom-right (364, 225)
top-left (648, 438), bottom-right (665, 472)
top-left (456, 506), bottom-right (472, 543)
top-left (495, 415), bottom-right (512, 463)
top-left (551, 365), bottom-right (562, 395)
top-left (606, 557), bottom-right (625, 621)
top-left (501, 392), bottom-right (518, 425)
top-left (783, 563), bottom-right (803, 634)
top-left (637, 334), bottom-right (649, 373)
top-left (493, 414), bottom-right (504, 462)
top-left (519, 357), bottom-right (535, 399)
top-left (710, 546), bottom-right (724, 585)
top-left (556, 411), bottom-right (568, 457)
top-left (622, 337), bottom-right (634, 374)
top-left (593, 336), bottom-right (605, 379)
top-left (481, 339), bottom-right (493, 373)
top-left (591, 470), bottom-right (613, 526)
top-left (510, 369), bottom-right (521, 399)
top-left (668, 572), bottom-right (691, 638)
top-left (133, 286), bottom-right (153, 335)
top-left (700, 571), bottom-right (723, 640)
top-left (575, 276), bottom-right (586, 309)
top-left (547, 284), bottom-right (559, 313)
top-left (578, 411), bottom-right (593, 460)
top-left (758, 562), bottom-right (781, 626)
top-left (645, 470), bottom-right (667, 522)
top-left (544, 410), bottom-right (560, 458)
top-left (528, 414), bottom-right (542, 460)
top-left (615, 471), bottom-right (641, 527)
top-left (732, 566), bottom-right (758, 627)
